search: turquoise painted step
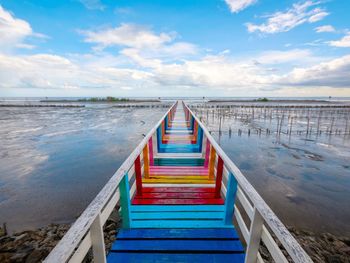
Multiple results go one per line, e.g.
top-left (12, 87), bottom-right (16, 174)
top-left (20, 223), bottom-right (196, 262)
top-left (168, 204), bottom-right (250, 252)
top-left (153, 158), bottom-right (205, 166)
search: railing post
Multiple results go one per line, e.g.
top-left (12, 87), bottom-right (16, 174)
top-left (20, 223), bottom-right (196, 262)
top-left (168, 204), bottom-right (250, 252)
top-left (208, 146), bottom-right (216, 180)
top-left (245, 208), bottom-right (264, 263)
top-left (215, 156), bottom-right (224, 198)
top-left (224, 173), bottom-right (237, 225)
top-left (143, 145), bottom-right (150, 178)
top-left (148, 137), bottom-right (154, 166)
top-left (204, 139), bottom-right (210, 168)
top-left (135, 156), bottom-right (143, 196)
top-left (119, 174), bottom-right (131, 228)
top-left (90, 214), bottom-right (106, 263)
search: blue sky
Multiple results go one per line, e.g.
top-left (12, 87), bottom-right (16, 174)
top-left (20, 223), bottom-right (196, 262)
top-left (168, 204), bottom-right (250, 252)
top-left (0, 0), bottom-right (349, 97)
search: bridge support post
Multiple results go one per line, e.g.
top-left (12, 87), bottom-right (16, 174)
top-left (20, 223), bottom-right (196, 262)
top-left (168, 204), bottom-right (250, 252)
top-left (90, 214), bottom-right (106, 263)
top-left (245, 208), bottom-right (264, 263)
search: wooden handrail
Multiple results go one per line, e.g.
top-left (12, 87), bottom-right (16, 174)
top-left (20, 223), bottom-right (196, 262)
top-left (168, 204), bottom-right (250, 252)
top-left (44, 102), bottom-right (177, 263)
top-left (184, 102), bottom-right (313, 263)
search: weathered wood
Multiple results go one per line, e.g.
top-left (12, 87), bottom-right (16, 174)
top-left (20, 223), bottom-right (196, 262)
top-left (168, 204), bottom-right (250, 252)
top-left (261, 225), bottom-right (288, 263)
top-left (90, 214), bottom-right (106, 263)
top-left (68, 232), bottom-right (91, 263)
top-left (245, 208), bottom-right (264, 263)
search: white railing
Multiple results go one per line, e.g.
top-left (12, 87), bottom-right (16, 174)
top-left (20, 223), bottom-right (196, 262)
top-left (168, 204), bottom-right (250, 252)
top-left (185, 103), bottom-right (313, 263)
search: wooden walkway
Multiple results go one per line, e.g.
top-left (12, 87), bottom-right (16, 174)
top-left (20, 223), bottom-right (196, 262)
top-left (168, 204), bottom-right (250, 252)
top-left (44, 101), bottom-right (313, 263)
top-left (108, 102), bottom-right (239, 262)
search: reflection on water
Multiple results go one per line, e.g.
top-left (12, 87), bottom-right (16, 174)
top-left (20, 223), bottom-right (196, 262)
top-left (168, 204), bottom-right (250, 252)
top-left (193, 105), bottom-right (350, 236)
top-left (0, 106), bottom-right (165, 233)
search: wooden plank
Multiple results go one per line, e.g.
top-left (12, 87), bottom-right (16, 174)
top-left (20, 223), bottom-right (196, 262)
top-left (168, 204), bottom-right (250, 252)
top-left (237, 188), bottom-right (254, 220)
top-left (261, 226), bottom-right (288, 263)
top-left (131, 198), bottom-right (224, 205)
top-left (142, 187), bottom-right (215, 193)
top-left (153, 158), bottom-right (204, 166)
top-left (116, 228), bottom-right (239, 239)
top-left (100, 190), bottom-right (120, 225)
top-left (234, 205), bottom-right (249, 243)
top-left (107, 252), bottom-right (245, 263)
top-left (245, 208), bottom-right (264, 263)
top-left (130, 211), bottom-right (225, 220)
top-left (144, 183), bottom-right (215, 188)
top-left (142, 178), bottom-right (215, 184)
top-left (111, 239), bottom-right (244, 252)
top-left (132, 192), bottom-right (219, 199)
top-left (90, 214), bottom-right (106, 263)
top-left (68, 231), bottom-right (91, 263)
top-left (130, 205), bottom-right (225, 212)
top-left (130, 220), bottom-right (229, 228)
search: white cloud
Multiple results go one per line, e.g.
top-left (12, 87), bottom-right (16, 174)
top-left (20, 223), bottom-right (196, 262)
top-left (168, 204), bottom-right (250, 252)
top-left (81, 23), bottom-right (174, 50)
top-left (1, 49), bottom-right (350, 96)
top-left (81, 23), bottom-right (198, 68)
top-left (78, 0), bottom-right (105, 10)
top-left (315, 25), bottom-right (335, 33)
top-left (225, 0), bottom-right (257, 13)
top-left (0, 5), bottom-right (32, 50)
top-left (329, 33), bottom-right (350, 48)
top-left (0, 5), bottom-right (48, 52)
top-left (246, 1), bottom-right (329, 34)
top-left (271, 55), bottom-right (350, 88)
top-left (0, 53), bottom-right (152, 90)
top-left (256, 49), bottom-right (312, 64)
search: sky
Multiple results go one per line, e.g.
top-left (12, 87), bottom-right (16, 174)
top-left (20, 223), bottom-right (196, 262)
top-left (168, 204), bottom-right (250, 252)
top-left (0, 0), bottom-right (350, 97)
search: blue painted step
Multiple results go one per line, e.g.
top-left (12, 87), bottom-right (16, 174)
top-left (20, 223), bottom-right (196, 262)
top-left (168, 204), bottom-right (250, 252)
top-left (116, 228), bottom-right (239, 239)
top-left (107, 253), bottom-right (245, 263)
top-left (107, 228), bottom-right (245, 263)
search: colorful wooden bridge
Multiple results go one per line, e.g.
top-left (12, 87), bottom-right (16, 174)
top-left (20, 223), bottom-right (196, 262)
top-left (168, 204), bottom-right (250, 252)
top-left (44, 101), bottom-right (313, 263)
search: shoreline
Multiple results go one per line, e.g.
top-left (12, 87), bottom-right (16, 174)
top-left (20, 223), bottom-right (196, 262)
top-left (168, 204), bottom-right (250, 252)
top-left (1, 219), bottom-right (349, 263)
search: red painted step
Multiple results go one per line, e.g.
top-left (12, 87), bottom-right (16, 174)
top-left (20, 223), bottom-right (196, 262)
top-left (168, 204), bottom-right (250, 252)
top-left (132, 187), bottom-right (224, 205)
top-left (132, 198), bottom-right (224, 205)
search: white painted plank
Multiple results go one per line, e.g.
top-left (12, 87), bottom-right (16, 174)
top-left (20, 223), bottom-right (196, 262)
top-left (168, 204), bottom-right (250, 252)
top-left (68, 232), bottom-right (92, 263)
top-left (234, 205), bottom-right (249, 243)
top-left (237, 188), bottom-right (254, 220)
top-left (100, 190), bottom-right (120, 225)
top-left (261, 226), bottom-right (288, 263)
